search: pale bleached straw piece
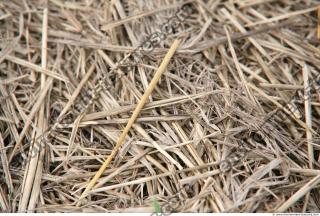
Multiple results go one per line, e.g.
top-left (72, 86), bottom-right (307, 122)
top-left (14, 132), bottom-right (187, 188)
top-left (19, 7), bottom-right (49, 212)
top-left (303, 64), bottom-right (314, 168)
top-left (259, 83), bottom-right (304, 90)
top-left (224, 26), bottom-right (256, 105)
top-left (276, 175), bottom-right (320, 212)
top-left (246, 6), bottom-right (319, 27)
top-left (77, 38), bottom-right (181, 203)
top-left (301, 64), bottom-right (314, 212)
top-left (221, 7), bottom-right (270, 59)
top-left (27, 6), bottom-right (49, 212)
top-left (5, 55), bottom-right (66, 81)
top-left (0, 187), bottom-right (8, 212)
top-left (100, 2), bottom-right (187, 31)
top-left (179, 169), bottom-right (220, 185)
top-left (82, 91), bottom-right (215, 121)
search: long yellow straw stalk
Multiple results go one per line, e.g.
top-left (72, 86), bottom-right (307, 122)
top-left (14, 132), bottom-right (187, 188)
top-left (78, 38), bottom-right (181, 203)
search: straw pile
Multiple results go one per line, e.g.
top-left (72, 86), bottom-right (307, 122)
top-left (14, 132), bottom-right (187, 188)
top-left (1, 0), bottom-right (320, 213)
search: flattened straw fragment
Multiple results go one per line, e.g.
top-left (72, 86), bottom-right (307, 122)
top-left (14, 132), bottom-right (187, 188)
top-left (246, 6), bottom-right (318, 27)
top-left (82, 91), bottom-right (215, 121)
top-left (77, 38), bottom-right (181, 203)
top-left (224, 26), bottom-right (256, 104)
top-left (303, 64), bottom-right (314, 168)
top-left (276, 175), bottom-right (320, 212)
top-left (5, 55), bottom-right (66, 81)
top-left (100, 2), bottom-right (190, 31)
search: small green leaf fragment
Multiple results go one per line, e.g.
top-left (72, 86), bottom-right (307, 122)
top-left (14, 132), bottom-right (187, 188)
top-left (152, 197), bottom-right (162, 213)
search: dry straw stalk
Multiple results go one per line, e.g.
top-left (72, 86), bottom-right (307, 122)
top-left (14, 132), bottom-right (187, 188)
top-left (78, 38), bottom-right (181, 202)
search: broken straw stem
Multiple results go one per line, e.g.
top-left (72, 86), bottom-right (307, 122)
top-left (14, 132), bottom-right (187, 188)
top-left (77, 38), bottom-right (181, 203)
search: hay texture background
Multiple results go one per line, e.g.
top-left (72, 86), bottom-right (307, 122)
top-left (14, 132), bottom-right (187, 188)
top-left (0, 0), bottom-right (320, 213)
